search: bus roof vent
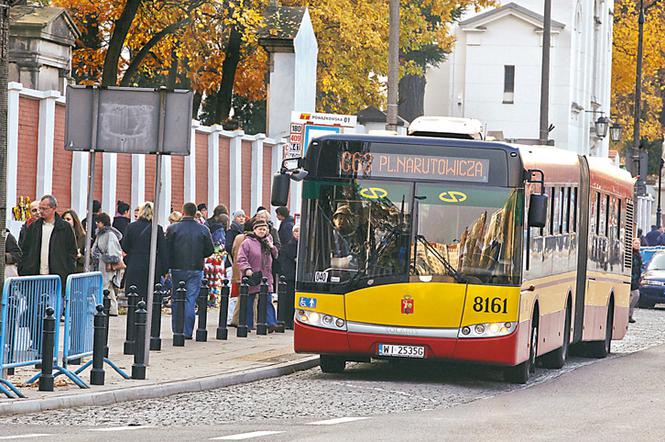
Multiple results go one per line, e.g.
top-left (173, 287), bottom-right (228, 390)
top-left (407, 116), bottom-right (485, 140)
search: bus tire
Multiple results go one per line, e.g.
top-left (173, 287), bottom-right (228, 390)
top-left (505, 315), bottom-right (538, 384)
top-left (587, 301), bottom-right (613, 359)
top-left (320, 355), bottom-right (346, 373)
top-left (541, 303), bottom-right (571, 369)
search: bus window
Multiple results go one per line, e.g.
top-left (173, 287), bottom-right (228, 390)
top-left (595, 191), bottom-right (601, 235)
top-left (298, 179), bottom-right (413, 291)
top-left (549, 186), bottom-right (556, 235)
top-left (616, 199), bottom-right (623, 241)
top-left (605, 194), bottom-right (610, 237)
top-left (565, 187), bottom-right (571, 233)
top-left (572, 187), bottom-right (578, 233)
top-left (559, 187), bottom-right (565, 234)
top-left (414, 184), bottom-right (521, 285)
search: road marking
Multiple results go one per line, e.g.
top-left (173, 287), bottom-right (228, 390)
top-left (307, 417), bottom-right (369, 425)
top-left (89, 426), bottom-right (156, 432)
top-left (0, 435), bottom-right (51, 440)
top-left (211, 430), bottom-right (285, 440)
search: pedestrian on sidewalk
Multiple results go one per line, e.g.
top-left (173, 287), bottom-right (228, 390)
top-left (225, 210), bottom-right (246, 260)
top-left (113, 201), bottom-right (131, 236)
top-left (279, 225), bottom-right (299, 329)
top-left (62, 209), bottom-right (86, 273)
top-left (276, 206), bottom-right (295, 247)
top-left (82, 199), bottom-right (102, 244)
top-left (236, 218), bottom-right (279, 330)
top-left (209, 205), bottom-right (229, 248)
top-left (19, 195), bottom-right (77, 289)
top-left (167, 202), bottom-right (215, 339)
top-left (4, 229), bottom-right (22, 279)
top-left (92, 213), bottom-right (124, 316)
top-left (122, 202), bottom-right (168, 301)
top-left (229, 219), bottom-right (253, 326)
top-left (630, 238), bottom-right (642, 323)
top-left (18, 200), bottom-right (40, 250)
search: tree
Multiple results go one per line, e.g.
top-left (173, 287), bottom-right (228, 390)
top-left (611, 0), bottom-right (665, 144)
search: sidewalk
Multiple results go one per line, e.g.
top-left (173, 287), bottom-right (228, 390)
top-left (0, 309), bottom-right (318, 416)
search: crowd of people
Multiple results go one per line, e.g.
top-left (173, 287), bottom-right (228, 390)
top-left (4, 194), bottom-right (299, 336)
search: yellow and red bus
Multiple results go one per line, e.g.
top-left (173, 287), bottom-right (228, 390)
top-left (272, 133), bottom-right (634, 383)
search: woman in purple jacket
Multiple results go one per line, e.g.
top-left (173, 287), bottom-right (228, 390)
top-left (236, 219), bottom-right (279, 330)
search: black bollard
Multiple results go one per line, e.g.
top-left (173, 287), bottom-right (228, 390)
top-left (102, 290), bottom-right (111, 358)
top-left (256, 277), bottom-right (269, 335)
top-left (91, 305), bottom-right (106, 385)
top-left (216, 279), bottom-right (230, 340)
top-left (173, 281), bottom-right (186, 347)
top-left (275, 276), bottom-right (287, 333)
top-left (132, 301), bottom-right (148, 380)
top-left (39, 307), bottom-right (56, 392)
top-left (124, 285), bottom-right (139, 355)
top-left (196, 279), bottom-right (209, 342)
top-left (237, 277), bottom-right (249, 338)
top-left (150, 283), bottom-right (163, 351)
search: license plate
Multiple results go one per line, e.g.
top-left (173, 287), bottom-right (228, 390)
top-left (377, 344), bottom-right (425, 359)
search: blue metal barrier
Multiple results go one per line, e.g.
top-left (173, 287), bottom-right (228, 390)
top-left (65, 273), bottom-right (129, 380)
top-left (0, 276), bottom-right (62, 398)
top-left (62, 272), bottom-right (103, 367)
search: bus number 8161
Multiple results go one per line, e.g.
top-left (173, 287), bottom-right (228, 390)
top-left (473, 296), bottom-right (508, 314)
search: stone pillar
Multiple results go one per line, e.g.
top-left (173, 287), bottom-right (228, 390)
top-left (131, 154), bottom-right (145, 210)
top-left (6, 83), bottom-right (22, 234)
top-left (102, 153), bottom-right (117, 215)
top-left (251, 135), bottom-right (265, 212)
top-left (184, 123), bottom-right (198, 204)
top-left (36, 91), bottom-right (59, 197)
top-left (229, 131), bottom-right (244, 213)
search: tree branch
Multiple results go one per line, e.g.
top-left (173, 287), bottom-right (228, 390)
top-left (102, 0), bottom-right (142, 86)
top-left (120, 17), bottom-right (191, 87)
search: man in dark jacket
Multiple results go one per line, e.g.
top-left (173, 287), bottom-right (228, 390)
top-left (279, 225), bottom-right (299, 329)
top-left (276, 206), bottom-right (295, 247)
top-left (167, 202), bottom-right (215, 339)
top-left (630, 238), bottom-right (642, 323)
top-left (645, 225), bottom-right (661, 246)
top-left (19, 195), bottom-right (77, 288)
top-left (112, 200), bottom-right (131, 236)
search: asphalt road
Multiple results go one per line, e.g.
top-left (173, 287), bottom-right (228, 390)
top-left (2, 307), bottom-right (665, 441)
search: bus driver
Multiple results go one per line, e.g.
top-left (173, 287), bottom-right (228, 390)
top-left (331, 205), bottom-right (355, 269)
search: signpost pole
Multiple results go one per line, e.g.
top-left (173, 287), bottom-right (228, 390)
top-left (144, 87), bottom-right (167, 365)
top-left (83, 87), bottom-right (100, 272)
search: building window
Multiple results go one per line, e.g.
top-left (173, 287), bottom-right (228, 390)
top-left (503, 65), bottom-right (515, 104)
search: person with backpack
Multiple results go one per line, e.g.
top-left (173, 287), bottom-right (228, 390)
top-left (209, 205), bottom-right (229, 248)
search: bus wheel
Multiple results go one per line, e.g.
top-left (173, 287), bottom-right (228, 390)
top-left (588, 302), bottom-right (613, 359)
top-left (505, 316), bottom-right (538, 384)
top-left (541, 305), bottom-right (571, 369)
top-left (320, 355), bottom-right (346, 373)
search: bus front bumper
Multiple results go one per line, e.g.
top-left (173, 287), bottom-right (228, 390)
top-left (294, 321), bottom-right (525, 366)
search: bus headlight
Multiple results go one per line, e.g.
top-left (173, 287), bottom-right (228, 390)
top-left (296, 309), bottom-right (347, 331)
top-left (458, 322), bottom-right (517, 338)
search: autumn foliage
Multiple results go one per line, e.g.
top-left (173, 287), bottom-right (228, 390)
top-left (611, 0), bottom-right (665, 144)
top-left (53, 0), bottom-right (492, 123)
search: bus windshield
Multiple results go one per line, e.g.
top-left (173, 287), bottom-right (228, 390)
top-left (413, 184), bottom-right (522, 285)
top-left (297, 179), bottom-right (522, 291)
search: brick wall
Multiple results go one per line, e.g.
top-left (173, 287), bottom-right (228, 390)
top-left (262, 144), bottom-right (273, 209)
top-left (52, 104), bottom-right (72, 210)
top-left (171, 155), bottom-right (185, 211)
top-left (144, 154), bottom-right (156, 202)
top-left (241, 141), bottom-right (252, 214)
top-left (219, 137), bottom-right (230, 208)
top-left (116, 154), bottom-right (132, 208)
top-left (16, 97), bottom-right (39, 202)
top-left (195, 132), bottom-right (208, 206)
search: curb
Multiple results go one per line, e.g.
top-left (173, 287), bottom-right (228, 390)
top-left (0, 355), bottom-right (319, 416)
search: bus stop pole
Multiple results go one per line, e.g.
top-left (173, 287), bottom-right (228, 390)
top-left (84, 87), bottom-right (100, 272)
top-left (144, 87), bottom-right (168, 365)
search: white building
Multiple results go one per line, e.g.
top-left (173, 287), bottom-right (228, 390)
top-left (424, 1), bottom-right (614, 156)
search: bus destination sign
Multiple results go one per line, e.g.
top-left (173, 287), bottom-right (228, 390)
top-left (339, 151), bottom-right (490, 183)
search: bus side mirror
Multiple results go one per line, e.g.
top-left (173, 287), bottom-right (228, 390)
top-left (271, 172), bottom-right (291, 207)
top-left (528, 193), bottom-right (548, 228)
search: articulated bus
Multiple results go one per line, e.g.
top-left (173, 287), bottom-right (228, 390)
top-left (272, 133), bottom-right (634, 383)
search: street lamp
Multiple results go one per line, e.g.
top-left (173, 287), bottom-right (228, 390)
top-left (610, 122), bottom-right (623, 142)
top-left (594, 116), bottom-right (610, 139)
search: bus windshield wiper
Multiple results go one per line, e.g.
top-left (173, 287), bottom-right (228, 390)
top-left (415, 234), bottom-right (467, 283)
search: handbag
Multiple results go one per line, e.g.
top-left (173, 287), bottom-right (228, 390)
top-left (246, 271), bottom-right (263, 287)
top-left (106, 256), bottom-right (126, 272)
